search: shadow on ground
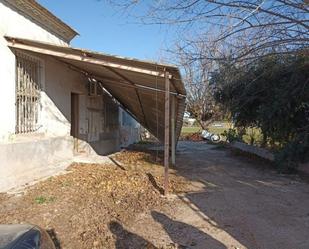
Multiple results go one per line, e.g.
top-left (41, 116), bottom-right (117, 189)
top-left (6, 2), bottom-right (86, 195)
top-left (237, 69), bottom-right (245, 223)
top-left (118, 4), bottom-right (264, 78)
top-left (151, 211), bottom-right (226, 249)
top-left (129, 141), bottom-right (309, 249)
top-left (171, 141), bottom-right (309, 249)
top-left (147, 173), bottom-right (164, 195)
top-left (46, 229), bottom-right (61, 249)
top-left (109, 221), bottom-right (157, 249)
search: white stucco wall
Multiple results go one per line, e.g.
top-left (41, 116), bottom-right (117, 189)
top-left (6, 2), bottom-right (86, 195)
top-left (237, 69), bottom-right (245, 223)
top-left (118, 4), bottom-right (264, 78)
top-left (0, 51), bottom-right (121, 192)
top-left (40, 54), bottom-right (87, 137)
top-left (0, 1), bottom-right (68, 46)
top-left (0, 36), bottom-right (15, 141)
top-left (0, 1), bottom-right (69, 141)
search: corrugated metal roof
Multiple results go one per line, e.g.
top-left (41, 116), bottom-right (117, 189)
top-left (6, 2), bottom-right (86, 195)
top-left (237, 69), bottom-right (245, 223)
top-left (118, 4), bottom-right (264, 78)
top-left (6, 36), bottom-right (186, 142)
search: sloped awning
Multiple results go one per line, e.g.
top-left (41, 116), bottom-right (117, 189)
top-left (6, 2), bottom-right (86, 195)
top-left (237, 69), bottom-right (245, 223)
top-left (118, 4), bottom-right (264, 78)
top-left (6, 36), bottom-right (186, 143)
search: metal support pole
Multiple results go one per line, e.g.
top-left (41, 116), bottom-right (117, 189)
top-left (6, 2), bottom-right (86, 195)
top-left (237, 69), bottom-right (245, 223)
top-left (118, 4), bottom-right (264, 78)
top-left (164, 71), bottom-right (170, 195)
top-left (171, 96), bottom-right (176, 166)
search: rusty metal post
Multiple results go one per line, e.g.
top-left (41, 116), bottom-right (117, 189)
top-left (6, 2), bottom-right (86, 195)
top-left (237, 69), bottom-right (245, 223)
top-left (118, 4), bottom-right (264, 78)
top-left (164, 71), bottom-right (170, 195)
top-left (171, 96), bottom-right (176, 166)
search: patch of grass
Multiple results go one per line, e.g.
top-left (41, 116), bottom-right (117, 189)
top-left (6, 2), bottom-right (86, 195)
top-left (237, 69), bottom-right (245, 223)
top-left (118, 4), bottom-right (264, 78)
top-left (181, 126), bottom-right (201, 134)
top-left (35, 196), bottom-right (47, 204)
top-left (35, 196), bottom-right (56, 204)
top-left (208, 127), bottom-right (227, 136)
top-left (181, 123), bottom-right (263, 145)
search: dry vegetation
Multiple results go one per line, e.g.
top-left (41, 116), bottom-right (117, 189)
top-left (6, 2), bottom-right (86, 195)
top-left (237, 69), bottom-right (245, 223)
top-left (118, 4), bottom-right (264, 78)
top-left (0, 150), bottom-right (189, 249)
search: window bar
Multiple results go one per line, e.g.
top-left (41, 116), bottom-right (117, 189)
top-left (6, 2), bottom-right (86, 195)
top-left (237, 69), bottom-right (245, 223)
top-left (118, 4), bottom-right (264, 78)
top-left (21, 56), bottom-right (24, 133)
top-left (15, 54), bottom-right (40, 134)
top-left (16, 57), bottom-right (19, 133)
top-left (31, 58), bottom-right (34, 132)
top-left (34, 60), bottom-right (38, 131)
top-left (29, 59), bottom-right (32, 132)
top-left (25, 56), bottom-right (28, 133)
top-left (24, 57), bottom-right (27, 133)
top-left (25, 58), bottom-right (28, 133)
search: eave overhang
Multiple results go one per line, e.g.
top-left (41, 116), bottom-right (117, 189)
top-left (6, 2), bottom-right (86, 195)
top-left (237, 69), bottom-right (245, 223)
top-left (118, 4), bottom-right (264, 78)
top-left (6, 36), bottom-right (186, 143)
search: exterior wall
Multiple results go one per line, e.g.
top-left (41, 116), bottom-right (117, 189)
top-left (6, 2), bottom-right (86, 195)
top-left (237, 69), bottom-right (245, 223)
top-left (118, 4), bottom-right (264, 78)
top-left (76, 85), bottom-right (121, 155)
top-left (0, 1), bottom-right (68, 142)
top-left (41, 54), bottom-right (121, 154)
top-left (0, 1), bottom-right (68, 46)
top-left (0, 136), bottom-right (74, 192)
top-left (0, 51), bottom-right (120, 192)
top-left (86, 95), bottom-right (121, 155)
top-left (40, 54), bottom-right (86, 137)
top-left (0, 36), bottom-right (15, 141)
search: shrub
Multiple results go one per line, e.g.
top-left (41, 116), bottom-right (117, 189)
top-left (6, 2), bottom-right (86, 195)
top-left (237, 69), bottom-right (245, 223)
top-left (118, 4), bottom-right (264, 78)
top-left (222, 128), bottom-right (242, 143)
top-left (213, 53), bottom-right (309, 170)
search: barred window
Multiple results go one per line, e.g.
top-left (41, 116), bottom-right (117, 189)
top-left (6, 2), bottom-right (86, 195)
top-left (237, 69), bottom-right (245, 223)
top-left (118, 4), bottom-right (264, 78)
top-left (15, 53), bottom-right (41, 134)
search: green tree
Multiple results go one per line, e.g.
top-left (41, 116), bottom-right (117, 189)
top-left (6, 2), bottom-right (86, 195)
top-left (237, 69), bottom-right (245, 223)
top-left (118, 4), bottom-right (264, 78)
top-left (213, 52), bottom-right (309, 169)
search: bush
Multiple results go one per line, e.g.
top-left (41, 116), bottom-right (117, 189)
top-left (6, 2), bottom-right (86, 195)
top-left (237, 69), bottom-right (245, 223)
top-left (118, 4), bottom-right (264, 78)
top-left (275, 129), bottom-right (309, 172)
top-left (213, 53), bottom-right (309, 170)
top-left (222, 128), bottom-right (242, 143)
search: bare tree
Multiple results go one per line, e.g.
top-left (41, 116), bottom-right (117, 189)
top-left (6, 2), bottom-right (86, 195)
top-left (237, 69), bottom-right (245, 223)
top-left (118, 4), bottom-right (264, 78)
top-left (173, 37), bottom-right (225, 129)
top-left (108, 0), bottom-right (309, 63)
top-left (106, 0), bottom-right (308, 129)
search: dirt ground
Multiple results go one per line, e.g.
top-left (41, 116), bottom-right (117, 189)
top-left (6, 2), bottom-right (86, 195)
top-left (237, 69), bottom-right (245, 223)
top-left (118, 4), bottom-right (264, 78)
top-left (1, 141), bottom-right (309, 249)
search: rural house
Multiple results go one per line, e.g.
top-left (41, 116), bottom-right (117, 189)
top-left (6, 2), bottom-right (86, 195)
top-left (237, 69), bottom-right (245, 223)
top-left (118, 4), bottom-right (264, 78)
top-left (0, 0), bottom-right (186, 192)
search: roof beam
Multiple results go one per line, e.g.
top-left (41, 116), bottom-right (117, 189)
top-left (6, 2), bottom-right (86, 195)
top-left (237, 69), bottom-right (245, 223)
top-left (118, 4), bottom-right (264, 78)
top-left (55, 57), bottom-right (185, 98)
top-left (6, 37), bottom-right (173, 79)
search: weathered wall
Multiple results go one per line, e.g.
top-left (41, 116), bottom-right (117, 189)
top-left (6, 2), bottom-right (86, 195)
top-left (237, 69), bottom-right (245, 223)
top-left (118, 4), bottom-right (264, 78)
top-left (0, 2), bottom-right (139, 192)
top-left (0, 36), bottom-right (15, 141)
top-left (0, 52), bottom-right (121, 192)
top-left (40, 54), bottom-right (87, 137)
top-left (0, 0), bottom-right (68, 141)
top-left (0, 45), bottom-right (120, 191)
top-left (0, 1), bottom-right (68, 45)
top-left (0, 136), bottom-right (74, 192)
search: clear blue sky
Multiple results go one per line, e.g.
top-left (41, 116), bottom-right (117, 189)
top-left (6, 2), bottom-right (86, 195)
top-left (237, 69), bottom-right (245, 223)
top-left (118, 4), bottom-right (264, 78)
top-left (38, 0), bottom-right (171, 61)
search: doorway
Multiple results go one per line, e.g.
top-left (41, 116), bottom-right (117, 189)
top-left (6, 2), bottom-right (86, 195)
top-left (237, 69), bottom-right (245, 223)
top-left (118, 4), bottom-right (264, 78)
top-left (71, 93), bottom-right (79, 152)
